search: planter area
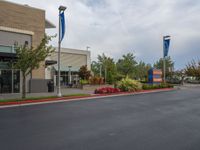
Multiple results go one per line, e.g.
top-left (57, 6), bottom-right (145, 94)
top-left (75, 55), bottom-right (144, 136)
top-left (94, 78), bottom-right (174, 94)
top-left (80, 84), bottom-right (114, 91)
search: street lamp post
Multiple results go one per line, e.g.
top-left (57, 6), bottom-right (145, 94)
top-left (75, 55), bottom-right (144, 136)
top-left (100, 64), bottom-right (102, 77)
top-left (68, 66), bottom-right (72, 85)
top-left (86, 46), bottom-right (90, 51)
top-left (163, 35), bottom-right (170, 83)
top-left (57, 5), bottom-right (66, 97)
top-left (104, 66), bottom-right (107, 84)
top-left (163, 36), bottom-right (166, 83)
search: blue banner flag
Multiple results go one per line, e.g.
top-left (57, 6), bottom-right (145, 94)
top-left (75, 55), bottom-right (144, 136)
top-left (163, 38), bottom-right (170, 57)
top-left (59, 11), bottom-right (65, 42)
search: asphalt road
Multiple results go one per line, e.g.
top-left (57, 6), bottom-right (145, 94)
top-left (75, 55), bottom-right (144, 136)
top-left (1, 87), bottom-right (200, 150)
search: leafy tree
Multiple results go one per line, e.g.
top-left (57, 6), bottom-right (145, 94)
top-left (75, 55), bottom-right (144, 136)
top-left (92, 53), bottom-right (117, 84)
top-left (154, 56), bottom-right (174, 78)
top-left (91, 61), bottom-right (101, 76)
top-left (14, 35), bottom-right (54, 99)
top-left (78, 65), bottom-right (91, 80)
top-left (185, 60), bottom-right (200, 80)
top-left (116, 53), bottom-right (137, 77)
top-left (101, 54), bottom-right (117, 84)
top-left (172, 70), bottom-right (185, 84)
top-left (134, 61), bottom-right (151, 80)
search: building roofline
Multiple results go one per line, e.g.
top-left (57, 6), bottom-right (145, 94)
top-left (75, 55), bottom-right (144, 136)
top-left (45, 20), bottom-right (56, 29)
top-left (2, 0), bottom-right (45, 12)
top-left (2, 1), bottom-right (56, 29)
top-left (54, 47), bottom-right (91, 54)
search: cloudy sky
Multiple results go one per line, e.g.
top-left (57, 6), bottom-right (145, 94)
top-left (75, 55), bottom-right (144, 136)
top-left (9, 0), bottom-right (200, 69)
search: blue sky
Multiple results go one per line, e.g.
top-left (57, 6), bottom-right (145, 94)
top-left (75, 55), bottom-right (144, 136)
top-left (8, 0), bottom-right (200, 69)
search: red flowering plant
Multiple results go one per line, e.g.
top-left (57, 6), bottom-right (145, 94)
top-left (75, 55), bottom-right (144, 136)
top-left (94, 87), bottom-right (120, 94)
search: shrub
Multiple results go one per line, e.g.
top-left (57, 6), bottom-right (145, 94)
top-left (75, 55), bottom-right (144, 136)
top-left (78, 65), bottom-right (91, 80)
top-left (142, 83), bottom-right (174, 90)
top-left (89, 76), bottom-right (104, 85)
top-left (94, 87), bottom-right (120, 94)
top-left (79, 79), bottom-right (89, 85)
top-left (116, 77), bottom-right (142, 92)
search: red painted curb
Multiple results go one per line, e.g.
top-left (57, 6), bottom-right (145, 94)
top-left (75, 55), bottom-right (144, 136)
top-left (0, 88), bottom-right (174, 106)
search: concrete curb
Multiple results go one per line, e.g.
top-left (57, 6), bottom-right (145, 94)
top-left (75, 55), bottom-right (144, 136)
top-left (0, 88), bottom-right (175, 109)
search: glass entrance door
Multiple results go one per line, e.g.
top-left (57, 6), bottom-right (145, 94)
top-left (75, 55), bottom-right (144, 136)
top-left (0, 70), bottom-right (12, 93)
top-left (13, 70), bottom-right (20, 93)
top-left (0, 69), bottom-right (20, 93)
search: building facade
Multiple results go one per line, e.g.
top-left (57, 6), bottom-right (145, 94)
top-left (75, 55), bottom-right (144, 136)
top-left (46, 48), bottom-right (91, 87)
top-left (0, 1), bottom-right (55, 93)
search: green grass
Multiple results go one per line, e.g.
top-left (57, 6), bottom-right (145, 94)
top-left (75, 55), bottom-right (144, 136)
top-left (0, 93), bottom-right (91, 103)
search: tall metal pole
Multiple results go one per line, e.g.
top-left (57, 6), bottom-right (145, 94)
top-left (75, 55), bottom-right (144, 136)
top-left (163, 57), bottom-right (166, 83)
top-left (86, 46), bottom-right (90, 51)
top-left (163, 36), bottom-right (166, 83)
top-left (68, 66), bottom-right (72, 85)
top-left (57, 6), bottom-right (66, 97)
top-left (100, 64), bottom-right (102, 77)
top-left (57, 8), bottom-right (62, 97)
top-left (104, 66), bottom-right (107, 84)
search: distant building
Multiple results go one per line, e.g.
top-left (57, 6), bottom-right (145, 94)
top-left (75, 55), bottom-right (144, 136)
top-left (0, 1), bottom-right (54, 93)
top-left (45, 48), bottom-right (91, 86)
top-left (0, 1), bottom-right (91, 94)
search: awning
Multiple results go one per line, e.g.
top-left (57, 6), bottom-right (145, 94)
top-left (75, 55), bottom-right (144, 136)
top-left (53, 65), bottom-right (80, 72)
top-left (45, 19), bottom-right (56, 28)
top-left (0, 52), bottom-right (17, 60)
top-left (45, 60), bottom-right (57, 66)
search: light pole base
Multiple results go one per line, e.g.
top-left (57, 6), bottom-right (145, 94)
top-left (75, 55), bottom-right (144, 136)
top-left (57, 87), bottom-right (62, 97)
top-left (57, 92), bottom-right (62, 97)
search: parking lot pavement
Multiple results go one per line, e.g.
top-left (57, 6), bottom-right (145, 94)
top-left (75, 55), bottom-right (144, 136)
top-left (0, 87), bottom-right (200, 150)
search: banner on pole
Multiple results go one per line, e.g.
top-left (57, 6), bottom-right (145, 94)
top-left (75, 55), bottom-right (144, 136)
top-left (163, 37), bottom-right (170, 57)
top-left (59, 11), bottom-right (66, 42)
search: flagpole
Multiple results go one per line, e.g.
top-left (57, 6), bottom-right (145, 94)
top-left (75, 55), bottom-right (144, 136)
top-left (57, 6), bottom-right (66, 97)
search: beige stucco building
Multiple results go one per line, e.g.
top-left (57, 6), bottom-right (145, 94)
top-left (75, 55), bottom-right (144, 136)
top-left (46, 48), bottom-right (91, 86)
top-left (0, 1), bottom-right (91, 93)
top-left (0, 1), bottom-right (55, 93)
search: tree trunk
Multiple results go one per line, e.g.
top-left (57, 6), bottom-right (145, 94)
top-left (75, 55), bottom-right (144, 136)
top-left (22, 73), bottom-right (26, 99)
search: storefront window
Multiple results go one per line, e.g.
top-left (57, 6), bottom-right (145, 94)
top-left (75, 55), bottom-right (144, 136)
top-left (13, 70), bottom-right (20, 93)
top-left (0, 69), bottom-right (20, 93)
top-left (0, 70), bottom-right (12, 93)
top-left (0, 45), bottom-right (13, 53)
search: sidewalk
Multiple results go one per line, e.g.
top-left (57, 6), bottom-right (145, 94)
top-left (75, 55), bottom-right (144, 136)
top-left (0, 88), bottom-right (175, 108)
top-left (0, 88), bottom-right (93, 100)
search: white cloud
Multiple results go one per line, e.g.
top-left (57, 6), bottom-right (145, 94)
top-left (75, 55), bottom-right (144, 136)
top-left (8, 0), bottom-right (200, 69)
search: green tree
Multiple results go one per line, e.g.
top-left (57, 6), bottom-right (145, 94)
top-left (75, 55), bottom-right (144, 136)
top-left (173, 70), bottom-right (185, 84)
top-left (154, 56), bottom-right (174, 78)
top-left (116, 53), bottom-right (137, 77)
top-left (134, 61), bottom-right (151, 80)
top-left (93, 53), bottom-right (117, 84)
top-left (185, 60), bottom-right (200, 80)
top-left (91, 61), bottom-right (100, 76)
top-left (14, 35), bottom-right (54, 99)
top-left (78, 65), bottom-right (91, 80)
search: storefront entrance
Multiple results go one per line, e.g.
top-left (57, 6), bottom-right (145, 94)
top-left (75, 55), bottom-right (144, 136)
top-left (0, 69), bottom-right (20, 93)
top-left (54, 71), bottom-right (79, 87)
